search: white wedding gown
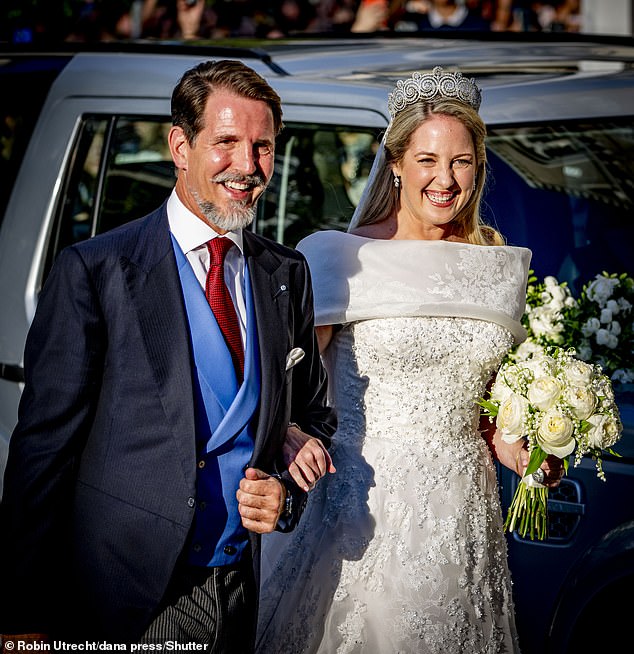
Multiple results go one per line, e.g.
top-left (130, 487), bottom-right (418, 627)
top-left (257, 232), bottom-right (530, 654)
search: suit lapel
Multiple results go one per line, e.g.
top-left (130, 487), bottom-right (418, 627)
top-left (119, 220), bottom-right (291, 475)
top-left (121, 205), bottom-right (196, 485)
top-left (242, 231), bottom-right (290, 458)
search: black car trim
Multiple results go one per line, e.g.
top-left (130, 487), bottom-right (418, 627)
top-left (0, 363), bottom-right (25, 383)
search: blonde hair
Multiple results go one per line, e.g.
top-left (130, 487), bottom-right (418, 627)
top-left (354, 98), bottom-right (504, 246)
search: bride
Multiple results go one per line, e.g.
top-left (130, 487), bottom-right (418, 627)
top-left (257, 67), bottom-right (563, 654)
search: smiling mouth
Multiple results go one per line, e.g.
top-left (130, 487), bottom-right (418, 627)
top-left (224, 180), bottom-right (252, 192)
top-left (425, 190), bottom-right (457, 207)
top-left (215, 172), bottom-right (266, 195)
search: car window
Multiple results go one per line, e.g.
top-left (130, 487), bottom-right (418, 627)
top-left (485, 120), bottom-right (634, 292)
top-left (99, 118), bottom-right (174, 235)
top-left (257, 124), bottom-right (380, 245)
top-left (48, 114), bottom-right (633, 295)
top-left (49, 116), bottom-right (176, 275)
top-left (48, 115), bottom-right (381, 268)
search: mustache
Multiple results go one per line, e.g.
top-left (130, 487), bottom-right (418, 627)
top-left (212, 171), bottom-right (267, 188)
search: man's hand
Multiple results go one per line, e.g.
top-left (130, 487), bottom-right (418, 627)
top-left (237, 468), bottom-right (285, 533)
top-left (283, 424), bottom-right (336, 492)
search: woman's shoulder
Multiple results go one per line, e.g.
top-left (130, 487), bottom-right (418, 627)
top-left (348, 222), bottom-right (393, 240)
top-left (296, 229), bottom-right (362, 256)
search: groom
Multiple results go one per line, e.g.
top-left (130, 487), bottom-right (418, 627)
top-left (0, 60), bottom-right (335, 649)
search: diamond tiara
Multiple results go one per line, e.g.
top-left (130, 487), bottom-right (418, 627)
top-left (387, 66), bottom-right (482, 118)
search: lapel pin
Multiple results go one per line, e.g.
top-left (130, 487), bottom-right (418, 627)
top-left (273, 284), bottom-right (288, 299)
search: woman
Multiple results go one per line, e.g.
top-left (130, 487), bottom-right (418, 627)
top-left (257, 67), bottom-right (562, 653)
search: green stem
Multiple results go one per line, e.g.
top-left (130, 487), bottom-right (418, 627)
top-left (504, 481), bottom-right (549, 541)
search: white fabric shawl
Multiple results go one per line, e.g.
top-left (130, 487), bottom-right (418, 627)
top-left (297, 230), bottom-right (531, 344)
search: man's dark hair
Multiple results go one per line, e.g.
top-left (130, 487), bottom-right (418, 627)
top-left (171, 59), bottom-right (284, 144)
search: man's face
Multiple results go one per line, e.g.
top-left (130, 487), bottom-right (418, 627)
top-left (169, 88), bottom-right (276, 232)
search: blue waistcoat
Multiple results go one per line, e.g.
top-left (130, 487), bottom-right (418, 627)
top-left (172, 236), bottom-right (261, 567)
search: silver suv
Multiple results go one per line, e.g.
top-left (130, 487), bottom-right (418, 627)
top-left (1, 35), bottom-right (633, 653)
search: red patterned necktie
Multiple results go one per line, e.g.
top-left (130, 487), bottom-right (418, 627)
top-left (206, 237), bottom-right (244, 382)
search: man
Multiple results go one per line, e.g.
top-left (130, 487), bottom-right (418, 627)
top-left (0, 60), bottom-right (336, 649)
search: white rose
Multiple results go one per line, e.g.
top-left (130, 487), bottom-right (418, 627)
top-left (514, 340), bottom-right (544, 362)
top-left (527, 376), bottom-right (563, 411)
top-left (600, 308), bottom-right (613, 324)
top-left (576, 340), bottom-right (593, 362)
top-left (606, 299), bottom-right (620, 315)
top-left (565, 296), bottom-right (577, 308)
top-left (540, 287), bottom-right (566, 311)
top-left (586, 413), bottom-right (621, 449)
top-left (586, 275), bottom-right (619, 306)
top-left (609, 321), bottom-right (622, 336)
top-left (617, 298), bottom-right (632, 313)
top-left (491, 377), bottom-right (513, 403)
top-left (581, 317), bottom-right (601, 337)
top-left (596, 329), bottom-right (618, 349)
top-left (544, 276), bottom-right (559, 288)
top-left (528, 306), bottom-right (563, 342)
top-left (564, 385), bottom-right (597, 420)
top-left (537, 410), bottom-right (576, 457)
top-left (521, 355), bottom-right (556, 380)
top-left (611, 369), bottom-right (634, 384)
top-left (497, 394), bottom-right (530, 442)
top-left (564, 357), bottom-right (594, 386)
top-left (548, 285), bottom-right (569, 310)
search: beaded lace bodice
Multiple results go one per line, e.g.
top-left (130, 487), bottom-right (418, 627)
top-left (257, 233), bottom-right (528, 654)
top-left (318, 317), bottom-right (518, 653)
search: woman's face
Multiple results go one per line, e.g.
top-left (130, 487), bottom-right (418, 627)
top-left (392, 113), bottom-right (476, 237)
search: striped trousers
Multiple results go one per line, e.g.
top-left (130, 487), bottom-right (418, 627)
top-left (140, 558), bottom-right (257, 654)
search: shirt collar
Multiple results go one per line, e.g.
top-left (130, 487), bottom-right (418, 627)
top-left (167, 189), bottom-right (244, 255)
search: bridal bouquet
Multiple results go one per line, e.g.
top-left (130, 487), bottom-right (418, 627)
top-left (479, 346), bottom-right (622, 540)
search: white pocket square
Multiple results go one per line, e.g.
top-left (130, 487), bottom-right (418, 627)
top-left (285, 347), bottom-right (305, 371)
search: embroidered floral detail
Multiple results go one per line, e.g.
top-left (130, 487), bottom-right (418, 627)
top-left (426, 248), bottom-right (525, 317)
top-left (257, 317), bottom-right (520, 654)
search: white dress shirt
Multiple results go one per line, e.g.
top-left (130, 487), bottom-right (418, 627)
top-left (167, 189), bottom-right (247, 346)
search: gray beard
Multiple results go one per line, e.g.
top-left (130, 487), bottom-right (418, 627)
top-left (193, 195), bottom-right (257, 232)
top-left (191, 170), bottom-right (266, 232)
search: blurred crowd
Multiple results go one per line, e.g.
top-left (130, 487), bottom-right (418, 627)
top-left (4, 0), bottom-right (583, 44)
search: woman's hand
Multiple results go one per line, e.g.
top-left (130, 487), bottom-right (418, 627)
top-left (513, 441), bottom-right (565, 488)
top-left (481, 415), bottom-right (564, 488)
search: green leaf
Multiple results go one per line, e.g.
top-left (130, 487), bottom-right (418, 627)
top-left (525, 447), bottom-right (548, 476)
top-left (477, 398), bottom-right (499, 417)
